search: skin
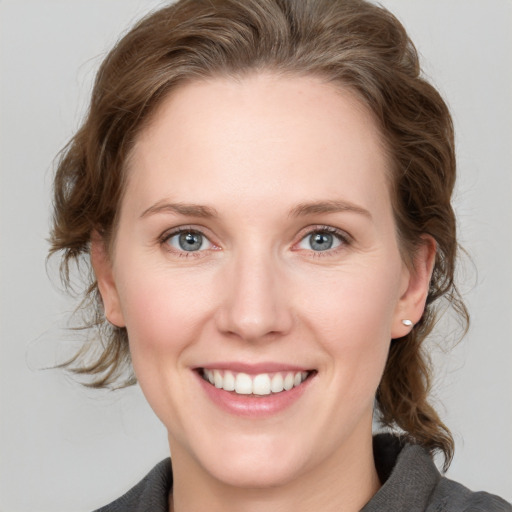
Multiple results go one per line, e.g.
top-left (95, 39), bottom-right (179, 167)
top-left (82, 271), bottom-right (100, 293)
top-left (92, 73), bottom-right (435, 512)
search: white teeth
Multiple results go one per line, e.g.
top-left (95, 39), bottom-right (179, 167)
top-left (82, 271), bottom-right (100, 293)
top-left (214, 370), bottom-right (223, 388)
top-left (202, 369), bottom-right (309, 395)
top-left (253, 374), bottom-right (271, 395)
top-left (235, 373), bottom-right (253, 394)
top-left (283, 372), bottom-right (294, 391)
top-left (223, 370), bottom-right (235, 391)
top-left (270, 373), bottom-right (284, 393)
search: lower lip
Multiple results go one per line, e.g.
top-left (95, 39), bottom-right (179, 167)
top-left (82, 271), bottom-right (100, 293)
top-left (195, 371), bottom-right (314, 418)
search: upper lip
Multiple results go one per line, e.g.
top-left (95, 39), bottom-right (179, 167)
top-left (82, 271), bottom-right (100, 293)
top-left (196, 362), bottom-right (313, 374)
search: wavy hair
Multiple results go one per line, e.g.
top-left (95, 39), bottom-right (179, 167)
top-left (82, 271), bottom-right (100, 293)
top-left (49, 0), bottom-right (468, 469)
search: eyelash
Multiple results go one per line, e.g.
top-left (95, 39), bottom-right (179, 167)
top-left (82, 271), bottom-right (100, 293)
top-left (294, 225), bottom-right (352, 257)
top-left (158, 225), bottom-right (352, 257)
top-left (159, 226), bottom-right (216, 258)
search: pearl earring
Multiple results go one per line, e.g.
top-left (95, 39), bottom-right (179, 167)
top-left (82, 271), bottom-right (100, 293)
top-left (401, 319), bottom-right (413, 327)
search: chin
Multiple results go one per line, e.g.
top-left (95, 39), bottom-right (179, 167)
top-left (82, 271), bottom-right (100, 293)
top-left (178, 426), bottom-right (323, 490)
top-left (203, 451), bottom-right (308, 489)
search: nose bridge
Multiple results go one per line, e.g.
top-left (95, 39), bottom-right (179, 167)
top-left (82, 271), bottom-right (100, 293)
top-left (216, 243), bottom-right (292, 341)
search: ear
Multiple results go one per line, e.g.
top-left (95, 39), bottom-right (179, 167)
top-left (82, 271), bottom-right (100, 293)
top-left (90, 231), bottom-right (125, 328)
top-left (391, 235), bottom-right (436, 339)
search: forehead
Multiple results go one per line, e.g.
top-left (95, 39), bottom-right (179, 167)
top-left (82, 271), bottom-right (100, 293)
top-left (125, 73), bottom-right (391, 217)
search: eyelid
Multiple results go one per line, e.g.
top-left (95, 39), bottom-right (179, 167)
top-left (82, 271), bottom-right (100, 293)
top-left (159, 225), bottom-right (219, 255)
top-left (292, 225), bottom-right (352, 252)
top-left (157, 224), bottom-right (352, 256)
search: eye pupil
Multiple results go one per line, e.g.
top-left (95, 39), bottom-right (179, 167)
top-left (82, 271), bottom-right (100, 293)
top-left (179, 232), bottom-right (202, 251)
top-left (310, 232), bottom-right (333, 251)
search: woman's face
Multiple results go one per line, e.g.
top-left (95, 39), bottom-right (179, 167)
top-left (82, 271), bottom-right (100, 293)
top-left (94, 74), bottom-right (431, 488)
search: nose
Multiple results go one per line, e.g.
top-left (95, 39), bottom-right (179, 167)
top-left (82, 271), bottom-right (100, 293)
top-left (215, 249), bottom-right (293, 342)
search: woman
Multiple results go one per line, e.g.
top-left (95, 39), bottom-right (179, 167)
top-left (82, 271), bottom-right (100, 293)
top-left (47, 0), bottom-right (511, 510)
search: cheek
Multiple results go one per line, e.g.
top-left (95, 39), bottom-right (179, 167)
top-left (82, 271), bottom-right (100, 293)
top-left (115, 264), bottom-right (212, 360)
top-left (113, 265), bottom-right (215, 426)
top-left (303, 263), bottom-right (401, 340)
top-left (301, 262), bottom-right (401, 387)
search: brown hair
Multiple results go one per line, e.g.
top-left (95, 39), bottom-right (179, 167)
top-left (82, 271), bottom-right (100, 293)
top-left (49, 0), bottom-right (468, 469)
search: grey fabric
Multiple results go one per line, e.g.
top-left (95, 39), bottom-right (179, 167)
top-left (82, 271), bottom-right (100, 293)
top-left (94, 458), bottom-right (172, 512)
top-left (94, 435), bottom-right (511, 511)
top-left (362, 435), bottom-right (511, 512)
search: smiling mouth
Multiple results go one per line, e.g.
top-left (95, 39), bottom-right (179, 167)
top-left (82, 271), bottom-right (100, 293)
top-left (199, 369), bottom-right (315, 396)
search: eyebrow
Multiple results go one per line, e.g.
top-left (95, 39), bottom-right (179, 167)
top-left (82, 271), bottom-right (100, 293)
top-left (140, 199), bottom-right (371, 220)
top-left (289, 200), bottom-right (372, 219)
top-left (140, 201), bottom-right (219, 219)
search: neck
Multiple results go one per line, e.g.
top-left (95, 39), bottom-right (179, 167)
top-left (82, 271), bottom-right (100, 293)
top-left (169, 427), bottom-right (380, 512)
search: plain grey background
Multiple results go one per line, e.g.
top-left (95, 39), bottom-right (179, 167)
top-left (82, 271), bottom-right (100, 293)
top-left (1, 1), bottom-right (511, 510)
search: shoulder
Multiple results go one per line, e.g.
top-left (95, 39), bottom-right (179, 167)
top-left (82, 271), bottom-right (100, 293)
top-left (93, 458), bottom-right (172, 512)
top-left (363, 434), bottom-right (511, 512)
top-left (429, 476), bottom-right (512, 512)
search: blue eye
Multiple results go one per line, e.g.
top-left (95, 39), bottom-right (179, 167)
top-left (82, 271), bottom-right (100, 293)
top-left (297, 229), bottom-right (344, 252)
top-left (166, 230), bottom-right (212, 252)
